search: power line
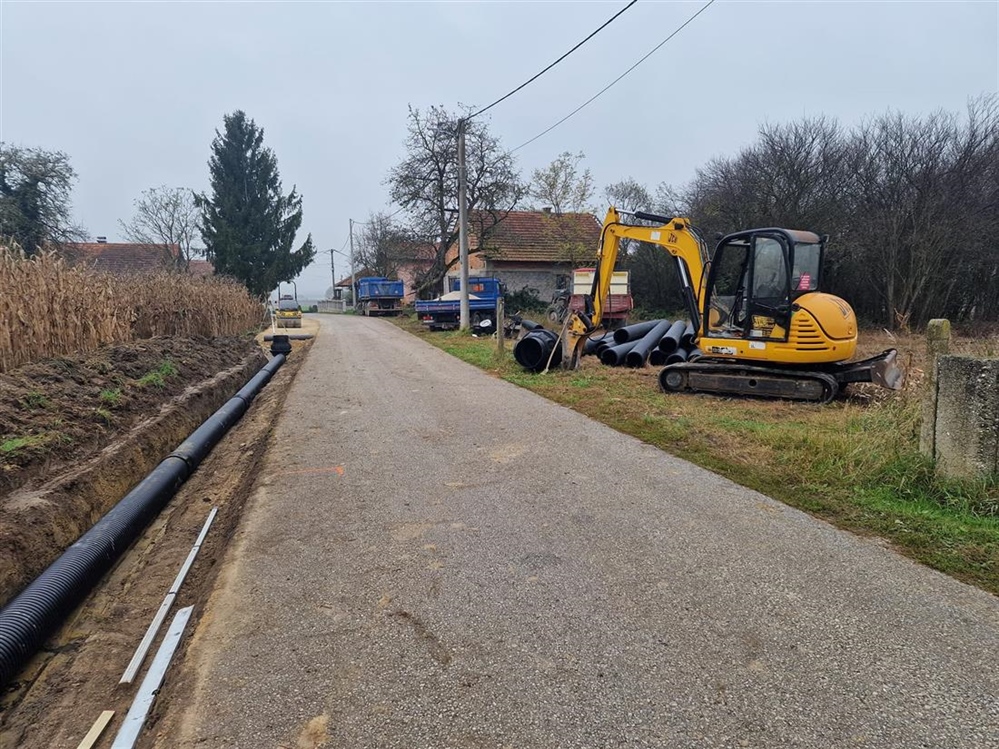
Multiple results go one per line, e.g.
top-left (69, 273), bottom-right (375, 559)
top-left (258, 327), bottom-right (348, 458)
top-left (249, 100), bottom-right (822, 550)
top-left (468, 0), bottom-right (639, 120)
top-left (350, 204), bottom-right (408, 227)
top-left (510, 0), bottom-right (717, 154)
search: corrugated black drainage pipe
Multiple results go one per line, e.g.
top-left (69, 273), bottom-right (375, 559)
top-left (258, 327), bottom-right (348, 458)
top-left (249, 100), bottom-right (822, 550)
top-left (0, 352), bottom-right (286, 688)
top-left (514, 328), bottom-right (562, 372)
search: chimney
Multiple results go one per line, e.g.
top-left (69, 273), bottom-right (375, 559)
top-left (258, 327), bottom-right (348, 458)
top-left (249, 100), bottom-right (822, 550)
top-left (542, 207), bottom-right (552, 214)
top-left (96, 236), bottom-right (107, 243)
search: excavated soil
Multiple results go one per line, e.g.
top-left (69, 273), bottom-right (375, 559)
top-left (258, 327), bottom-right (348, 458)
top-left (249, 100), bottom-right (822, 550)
top-left (0, 330), bottom-right (313, 748)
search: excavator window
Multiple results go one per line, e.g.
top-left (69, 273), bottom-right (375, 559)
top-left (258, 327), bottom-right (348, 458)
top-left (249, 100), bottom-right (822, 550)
top-left (705, 239), bottom-right (750, 334)
top-left (791, 242), bottom-right (821, 295)
top-left (751, 237), bottom-right (788, 300)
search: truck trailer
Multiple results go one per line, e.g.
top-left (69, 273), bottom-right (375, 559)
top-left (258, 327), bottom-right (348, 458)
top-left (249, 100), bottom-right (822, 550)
top-left (414, 276), bottom-right (505, 331)
top-left (356, 277), bottom-right (405, 316)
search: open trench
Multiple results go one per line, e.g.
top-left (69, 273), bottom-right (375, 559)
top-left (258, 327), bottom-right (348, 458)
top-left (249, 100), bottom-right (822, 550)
top-left (0, 336), bottom-right (312, 749)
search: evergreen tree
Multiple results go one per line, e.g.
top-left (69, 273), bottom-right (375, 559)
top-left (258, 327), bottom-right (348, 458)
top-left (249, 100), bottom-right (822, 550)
top-left (197, 111), bottom-right (315, 298)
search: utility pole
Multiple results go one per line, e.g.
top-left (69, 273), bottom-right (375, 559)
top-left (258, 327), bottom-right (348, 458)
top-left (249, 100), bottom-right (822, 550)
top-left (349, 218), bottom-right (356, 309)
top-left (457, 118), bottom-right (470, 331)
top-left (330, 251), bottom-right (343, 299)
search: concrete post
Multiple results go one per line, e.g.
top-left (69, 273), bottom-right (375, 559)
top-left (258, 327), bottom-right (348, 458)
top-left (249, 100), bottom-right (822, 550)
top-left (919, 319), bottom-right (951, 459)
top-left (933, 356), bottom-right (999, 479)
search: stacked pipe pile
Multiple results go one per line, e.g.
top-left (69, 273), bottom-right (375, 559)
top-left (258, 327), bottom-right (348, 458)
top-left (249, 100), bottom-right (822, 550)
top-left (584, 319), bottom-right (701, 368)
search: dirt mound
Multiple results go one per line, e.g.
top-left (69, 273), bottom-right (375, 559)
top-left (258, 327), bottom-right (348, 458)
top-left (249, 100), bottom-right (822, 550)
top-left (0, 336), bottom-right (258, 495)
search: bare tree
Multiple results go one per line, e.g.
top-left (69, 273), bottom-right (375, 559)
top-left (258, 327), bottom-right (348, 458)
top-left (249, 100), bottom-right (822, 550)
top-left (669, 99), bottom-right (999, 327)
top-left (355, 211), bottom-right (416, 278)
top-left (119, 185), bottom-right (202, 269)
top-left (387, 106), bottom-right (525, 297)
top-left (530, 151), bottom-right (594, 215)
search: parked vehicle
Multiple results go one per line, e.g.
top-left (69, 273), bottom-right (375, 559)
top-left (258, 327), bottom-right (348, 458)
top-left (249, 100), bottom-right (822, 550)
top-left (275, 296), bottom-right (302, 328)
top-left (414, 276), bottom-right (505, 331)
top-left (356, 277), bottom-right (404, 316)
top-left (569, 268), bottom-right (633, 328)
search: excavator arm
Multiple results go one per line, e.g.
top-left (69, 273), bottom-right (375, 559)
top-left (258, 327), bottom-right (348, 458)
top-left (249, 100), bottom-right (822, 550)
top-left (563, 208), bottom-right (709, 368)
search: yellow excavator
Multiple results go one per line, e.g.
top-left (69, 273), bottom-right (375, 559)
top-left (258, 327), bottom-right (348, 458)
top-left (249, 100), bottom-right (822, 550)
top-left (560, 207), bottom-right (904, 403)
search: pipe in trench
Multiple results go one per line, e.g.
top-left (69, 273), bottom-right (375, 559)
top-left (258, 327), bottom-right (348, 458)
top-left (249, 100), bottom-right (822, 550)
top-left (0, 354), bottom-right (286, 689)
top-left (624, 319), bottom-right (674, 368)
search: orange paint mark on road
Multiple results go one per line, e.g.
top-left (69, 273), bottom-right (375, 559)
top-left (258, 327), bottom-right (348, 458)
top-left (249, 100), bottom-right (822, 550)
top-left (271, 465), bottom-right (345, 478)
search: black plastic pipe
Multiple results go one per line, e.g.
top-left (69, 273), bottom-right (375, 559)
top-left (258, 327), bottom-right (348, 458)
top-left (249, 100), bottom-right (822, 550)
top-left (624, 319), bottom-right (674, 368)
top-left (582, 331), bottom-right (615, 356)
top-left (666, 347), bottom-right (689, 365)
top-left (681, 321), bottom-right (696, 348)
top-left (612, 320), bottom-right (664, 345)
top-left (649, 348), bottom-right (669, 366)
top-left (657, 320), bottom-right (688, 354)
top-left (514, 328), bottom-right (562, 372)
top-left (600, 339), bottom-right (639, 366)
top-left (0, 354), bottom-right (286, 689)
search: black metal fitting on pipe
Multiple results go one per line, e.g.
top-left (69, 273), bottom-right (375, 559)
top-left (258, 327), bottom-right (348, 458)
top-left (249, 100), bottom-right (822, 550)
top-left (624, 319), bottom-right (673, 368)
top-left (0, 353), bottom-right (286, 689)
top-left (514, 329), bottom-right (562, 372)
top-left (519, 320), bottom-right (544, 332)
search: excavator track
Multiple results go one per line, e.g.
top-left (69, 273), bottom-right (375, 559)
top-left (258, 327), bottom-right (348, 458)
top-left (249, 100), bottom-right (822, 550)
top-left (657, 349), bottom-right (902, 404)
top-left (659, 361), bottom-right (840, 403)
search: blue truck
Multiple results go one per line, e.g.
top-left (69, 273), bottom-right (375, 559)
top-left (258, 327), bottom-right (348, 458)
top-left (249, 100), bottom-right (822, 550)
top-left (414, 276), bottom-right (505, 331)
top-left (356, 277), bottom-right (405, 316)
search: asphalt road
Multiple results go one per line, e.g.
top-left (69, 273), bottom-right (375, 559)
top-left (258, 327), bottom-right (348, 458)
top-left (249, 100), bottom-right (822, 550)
top-left (173, 314), bottom-right (999, 749)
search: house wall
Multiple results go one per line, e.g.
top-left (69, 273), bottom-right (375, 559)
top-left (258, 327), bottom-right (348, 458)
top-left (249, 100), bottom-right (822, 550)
top-left (486, 261), bottom-right (573, 302)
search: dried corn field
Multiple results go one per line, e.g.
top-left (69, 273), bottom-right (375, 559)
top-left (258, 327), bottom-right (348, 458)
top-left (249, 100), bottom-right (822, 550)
top-left (0, 248), bottom-right (264, 372)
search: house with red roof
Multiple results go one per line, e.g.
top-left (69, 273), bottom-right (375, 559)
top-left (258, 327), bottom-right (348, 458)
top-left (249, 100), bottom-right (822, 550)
top-left (461, 208), bottom-right (601, 300)
top-left (59, 239), bottom-right (213, 276)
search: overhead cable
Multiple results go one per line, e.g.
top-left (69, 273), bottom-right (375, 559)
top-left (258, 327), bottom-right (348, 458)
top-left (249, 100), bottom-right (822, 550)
top-left (510, 0), bottom-right (717, 153)
top-left (468, 0), bottom-right (639, 120)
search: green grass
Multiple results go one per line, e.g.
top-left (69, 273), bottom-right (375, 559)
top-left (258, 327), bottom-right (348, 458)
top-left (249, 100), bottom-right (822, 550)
top-left (20, 391), bottom-right (51, 410)
top-left (136, 360), bottom-right (179, 389)
top-left (391, 316), bottom-right (999, 595)
top-left (99, 388), bottom-right (123, 407)
top-left (94, 407), bottom-right (115, 425)
top-left (1, 435), bottom-right (48, 455)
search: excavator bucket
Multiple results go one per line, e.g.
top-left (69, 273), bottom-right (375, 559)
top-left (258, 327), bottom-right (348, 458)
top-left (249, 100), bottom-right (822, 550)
top-left (868, 348), bottom-right (905, 391)
top-left (832, 349), bottom-right (905, 391)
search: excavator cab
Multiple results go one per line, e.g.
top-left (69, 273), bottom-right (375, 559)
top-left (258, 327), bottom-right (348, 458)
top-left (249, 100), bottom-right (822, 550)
top-left (703, 228), bottom-right (825, 343)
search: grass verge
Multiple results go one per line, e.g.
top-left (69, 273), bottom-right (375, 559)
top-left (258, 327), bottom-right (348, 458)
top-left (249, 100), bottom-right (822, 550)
top-left (136, 360), bottom-right (179, 389)
top-left (393, 317), bottom-right (999, 595)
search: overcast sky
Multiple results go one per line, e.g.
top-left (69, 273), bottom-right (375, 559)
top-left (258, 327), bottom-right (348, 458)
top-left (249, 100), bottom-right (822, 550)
top-left (2, 0), bottom-right (996, 298)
